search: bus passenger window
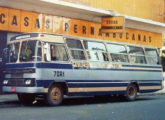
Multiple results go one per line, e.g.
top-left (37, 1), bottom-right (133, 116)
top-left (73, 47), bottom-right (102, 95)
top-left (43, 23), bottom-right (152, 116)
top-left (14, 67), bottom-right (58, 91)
top-left (86, 51), bottom-right (99, 61)
top-left (36, 41), bottom-right (42, 61)
top-left (145, 48), bottom-right (159, 65)
top-left (107, 43), bottom-right (129, 63)
top-left (111, 54), bottom-right (128, 62)
top-left (127, 46), bottom-right (146, 64)
top-left (130, 55), bottom-right (146, 64)
top-left (50, 44), bottom-right (68, 61)
top-left (83, 41), bottom-right (108, 62)
top-left (71, 50), bottom-right (85, 60)
top-left (103, 52), bottom-right (109, 61)
top-left (66, 39), bottom-right (86, 60)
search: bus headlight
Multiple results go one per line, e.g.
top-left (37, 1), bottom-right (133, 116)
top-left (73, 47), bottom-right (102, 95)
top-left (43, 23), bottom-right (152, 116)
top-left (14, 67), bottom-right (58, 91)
top-left (3, 80), bottom-right (8, 85)
top-left (25, 80), bottom-right (32, 85)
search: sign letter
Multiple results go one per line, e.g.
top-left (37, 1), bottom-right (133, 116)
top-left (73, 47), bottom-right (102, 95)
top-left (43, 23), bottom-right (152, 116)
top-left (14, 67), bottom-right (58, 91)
top-left (0, 13), bottom-right (5, 24)
top-left (12, 16), bottom-right (17, 25)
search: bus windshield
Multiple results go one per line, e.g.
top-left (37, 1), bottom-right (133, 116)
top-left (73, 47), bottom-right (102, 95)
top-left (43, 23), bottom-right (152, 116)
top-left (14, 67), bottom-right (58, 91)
top-left (7, 40), bottom-right (42, 63)
top-left (20, 40), bottom-right (42, 62)
top-left (7, 42), bottom-right (20, 63)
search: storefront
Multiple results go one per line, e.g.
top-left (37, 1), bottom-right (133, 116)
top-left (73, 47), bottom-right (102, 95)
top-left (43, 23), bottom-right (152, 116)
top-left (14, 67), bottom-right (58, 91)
top-left (0, 6), bottom-right (163, 46)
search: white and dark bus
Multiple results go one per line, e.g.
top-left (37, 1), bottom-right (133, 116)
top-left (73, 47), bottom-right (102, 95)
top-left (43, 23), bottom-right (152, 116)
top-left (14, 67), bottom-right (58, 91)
top-left (2, 33), bottom-right (164, 105)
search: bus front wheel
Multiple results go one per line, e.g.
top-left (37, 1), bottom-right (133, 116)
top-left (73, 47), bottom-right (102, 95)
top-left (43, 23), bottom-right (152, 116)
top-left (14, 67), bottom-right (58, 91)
top-left (125, 84), bottom-right (137, 101)
top-left (45, 84), bottom-right (64, 106)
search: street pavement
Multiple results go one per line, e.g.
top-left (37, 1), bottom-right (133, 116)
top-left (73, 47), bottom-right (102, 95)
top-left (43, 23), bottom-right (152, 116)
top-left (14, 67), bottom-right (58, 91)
top-left (0, 94), bottom-right (165, 120)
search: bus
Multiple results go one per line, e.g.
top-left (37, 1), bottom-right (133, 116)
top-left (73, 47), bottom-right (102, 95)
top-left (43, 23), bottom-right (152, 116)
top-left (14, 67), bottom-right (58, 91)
top-left (2, 33), bottom-right (164, 106)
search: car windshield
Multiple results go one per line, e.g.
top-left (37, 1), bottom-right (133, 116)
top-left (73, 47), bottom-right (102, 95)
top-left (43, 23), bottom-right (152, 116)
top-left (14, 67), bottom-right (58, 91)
top-left (7, 42), bottom-right (20, 63)
top-left (19, 40), bottom-right (42, 62)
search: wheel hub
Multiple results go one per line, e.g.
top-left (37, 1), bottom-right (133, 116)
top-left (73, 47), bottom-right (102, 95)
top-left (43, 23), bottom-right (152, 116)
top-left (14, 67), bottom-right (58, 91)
top-left (128, 86), bottom-right (135, 97)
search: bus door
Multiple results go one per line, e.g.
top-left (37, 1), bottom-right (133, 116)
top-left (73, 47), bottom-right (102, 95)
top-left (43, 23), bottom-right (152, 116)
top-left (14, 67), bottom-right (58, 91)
top-left (0, 31), bottom-right (7, 93)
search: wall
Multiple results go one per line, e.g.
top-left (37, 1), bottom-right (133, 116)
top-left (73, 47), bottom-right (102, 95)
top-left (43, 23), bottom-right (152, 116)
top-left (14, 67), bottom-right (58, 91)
top-left (0, 31), bottom-right (7, 93)
top-left (62, 0), bottom-right (165, 23)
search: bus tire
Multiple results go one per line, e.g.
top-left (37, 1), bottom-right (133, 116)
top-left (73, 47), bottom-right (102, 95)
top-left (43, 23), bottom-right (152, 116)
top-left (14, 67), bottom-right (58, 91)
top-left (125, 84), bottom-right (137, 101)
top-left (45, 84), bottom-right (64, 106)
top-left (17, 93), bottom-right (35, 105)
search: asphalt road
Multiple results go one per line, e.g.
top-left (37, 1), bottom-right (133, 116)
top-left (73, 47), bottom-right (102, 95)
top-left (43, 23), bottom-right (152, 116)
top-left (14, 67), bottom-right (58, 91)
top-left (0, 94), bottom-right (165, 120)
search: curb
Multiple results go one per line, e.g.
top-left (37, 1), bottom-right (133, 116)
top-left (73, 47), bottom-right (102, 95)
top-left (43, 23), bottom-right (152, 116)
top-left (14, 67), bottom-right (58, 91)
top-left (139, 93), bottom-right (165, 96)
top-left (0, 93), bottom-right (15, 95)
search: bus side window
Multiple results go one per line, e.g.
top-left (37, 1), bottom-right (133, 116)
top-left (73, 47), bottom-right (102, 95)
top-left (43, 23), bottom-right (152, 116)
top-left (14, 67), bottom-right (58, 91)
top-left (66, 39), bottom-right (86, 60)
top-left (50, 44), bottom-right (68, 61)
top-left (44, 43), bottom-right (51, 61)
top-left (83, 41), bottom-right (108, 62)
top-left (36, 41), bottom-right (42, 61)
top-left (127, 46), bottom-right (146, 64)
top-left (145, 48), bottom-right (160, 65)
top-left (107, 43), bottom-right (129, 63)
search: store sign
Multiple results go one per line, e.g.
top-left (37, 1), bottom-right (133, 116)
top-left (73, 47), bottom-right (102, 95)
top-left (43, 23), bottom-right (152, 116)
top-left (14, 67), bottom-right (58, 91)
top-left (101, 16), bottom-right (125, 33)
top-left (0, 7), bottom-right (162, 48)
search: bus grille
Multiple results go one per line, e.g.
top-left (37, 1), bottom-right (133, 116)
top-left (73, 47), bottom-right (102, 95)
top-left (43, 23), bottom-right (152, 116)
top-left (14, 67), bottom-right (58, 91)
top-left (5, 79), bottom-right (35, 87)
top-left (8, 79), bottom-right (25, 86)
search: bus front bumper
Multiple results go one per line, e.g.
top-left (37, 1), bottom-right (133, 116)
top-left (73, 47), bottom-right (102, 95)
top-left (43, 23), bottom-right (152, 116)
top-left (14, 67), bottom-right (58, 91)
top-left (2, 86), bottom-right (47, 93)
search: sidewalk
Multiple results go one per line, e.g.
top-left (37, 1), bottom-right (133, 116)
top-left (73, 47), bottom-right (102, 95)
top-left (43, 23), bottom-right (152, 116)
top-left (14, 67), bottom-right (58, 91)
top-left (0, 94), bottom-right (17, 103)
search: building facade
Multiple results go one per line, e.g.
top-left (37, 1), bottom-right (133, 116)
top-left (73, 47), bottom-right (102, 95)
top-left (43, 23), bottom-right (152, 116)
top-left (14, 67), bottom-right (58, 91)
top-left (63, 0), bottom-right (165, 23)
top-left (0, 0), bottom-right (165, 92)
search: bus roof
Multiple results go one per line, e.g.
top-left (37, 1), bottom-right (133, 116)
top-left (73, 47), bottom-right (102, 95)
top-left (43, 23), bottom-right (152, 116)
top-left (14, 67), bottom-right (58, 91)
top-left (11, 33), bottom-right (65, 43)
top-left (11, 33), bottom-right (39, 41)
top-left (10, 33), bottom-right (158, 49)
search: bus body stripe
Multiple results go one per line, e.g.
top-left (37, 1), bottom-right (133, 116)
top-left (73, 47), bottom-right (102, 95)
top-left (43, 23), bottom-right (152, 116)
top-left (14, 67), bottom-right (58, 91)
top-left (139, 86), bottom-right (162, 90)
top-left (6, 63), bottom-right (162, 71)
top-left (36, 80), bottom-right (162, 94)
top-left (74, 68), bottom-right (162, 72)
top-left (68, 91), bottom-right (126, 96)
top-left (67, 83), bottom-right (129, 88)
top-left (36, 63), bottom-right (73, 69)
top-left (36, 80), bottom-right (162, 87)
top-left (122, 65), bottom-right (162, 68)
top-left (6, 63), bottom-right (35, 69)
top-left (65, 80), bottom-right (162, 82)
top-left (68, 87), bottom-right (127, 93)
